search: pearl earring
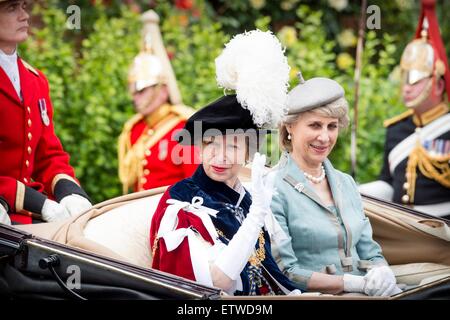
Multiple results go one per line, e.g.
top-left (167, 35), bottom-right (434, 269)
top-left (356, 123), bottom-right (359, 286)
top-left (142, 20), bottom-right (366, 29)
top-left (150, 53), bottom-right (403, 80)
top-left (288, 133), bottom-right (291, 140)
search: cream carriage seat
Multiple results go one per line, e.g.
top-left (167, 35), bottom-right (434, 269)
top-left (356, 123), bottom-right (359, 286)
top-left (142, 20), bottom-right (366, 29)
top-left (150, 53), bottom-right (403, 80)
top-left (15, 188), bottom-right (167, 269)
top-left (14, 182), bottom-right (450, 289)
top-left (83, 193), bottom-right (162, 268)
top-left (364, 198), bottom-right (450, 287)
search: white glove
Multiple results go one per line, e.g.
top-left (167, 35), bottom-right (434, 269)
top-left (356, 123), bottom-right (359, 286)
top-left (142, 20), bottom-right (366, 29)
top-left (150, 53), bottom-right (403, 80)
top-left (364, 265), bottom-right (402, 296)
top-left (288, 289), bottom-right (302, 296)
top-left (343, 274), bottom-right (366, 293)
top-left (60, 194), bottom-right (92, 217)
top-left (249, 153), bottom-right (274, 210)
top-left (214, 153), bottom-right (274, 280)
top-left (0, 205), bottom-right (11, 225)
top-left (41, 199), bottom-right (71, 222)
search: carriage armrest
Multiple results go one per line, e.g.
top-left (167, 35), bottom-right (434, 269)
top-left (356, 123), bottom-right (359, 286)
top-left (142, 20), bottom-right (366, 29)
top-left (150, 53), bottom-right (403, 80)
top-left (390, 262), bottom-right (450, 286)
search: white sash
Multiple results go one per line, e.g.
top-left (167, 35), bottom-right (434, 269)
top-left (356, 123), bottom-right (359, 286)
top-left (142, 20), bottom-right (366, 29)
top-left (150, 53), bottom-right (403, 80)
top-left (388, 113), bottom-right (450, 174)
top-left (156, 198), bottom-right (219, 286)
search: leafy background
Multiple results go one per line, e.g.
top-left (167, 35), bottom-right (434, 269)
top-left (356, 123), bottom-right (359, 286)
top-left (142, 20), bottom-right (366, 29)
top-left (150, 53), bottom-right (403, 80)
top-left (20, 0), bottom-right (450, 203)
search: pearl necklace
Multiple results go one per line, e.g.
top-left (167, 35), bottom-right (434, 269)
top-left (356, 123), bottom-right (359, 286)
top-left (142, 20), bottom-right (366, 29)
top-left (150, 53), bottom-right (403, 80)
top-left (303, 165), bottom-right (326, 184)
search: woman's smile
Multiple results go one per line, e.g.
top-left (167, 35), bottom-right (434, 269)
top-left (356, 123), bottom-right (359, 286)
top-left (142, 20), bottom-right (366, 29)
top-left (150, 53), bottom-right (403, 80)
top-left (211, 165), bottom-right (229, 174)
top-left (309, 143), bottom-right (329, 154)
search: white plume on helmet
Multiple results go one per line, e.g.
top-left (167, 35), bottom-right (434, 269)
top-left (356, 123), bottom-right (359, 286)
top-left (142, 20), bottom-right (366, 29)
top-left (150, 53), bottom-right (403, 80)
top-left (215, 29), bottom-right (290, 127)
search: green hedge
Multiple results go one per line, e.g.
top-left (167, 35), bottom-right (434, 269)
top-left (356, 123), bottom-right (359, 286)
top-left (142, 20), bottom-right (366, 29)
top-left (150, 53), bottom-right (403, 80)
top-left (21, 1), bottom-right (412, 202)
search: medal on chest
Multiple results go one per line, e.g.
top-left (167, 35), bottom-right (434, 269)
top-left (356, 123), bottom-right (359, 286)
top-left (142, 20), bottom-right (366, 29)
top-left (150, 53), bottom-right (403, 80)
top-left (158, 139), bottom-right (168, 161)
top-left (38, 98), bottom-right (50, 126)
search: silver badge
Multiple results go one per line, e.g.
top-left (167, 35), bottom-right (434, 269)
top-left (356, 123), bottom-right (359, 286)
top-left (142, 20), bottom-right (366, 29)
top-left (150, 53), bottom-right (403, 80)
top-left (158, 139), bottom-right (168, 161)
top-left (38, 98), bottom-right (50, 126)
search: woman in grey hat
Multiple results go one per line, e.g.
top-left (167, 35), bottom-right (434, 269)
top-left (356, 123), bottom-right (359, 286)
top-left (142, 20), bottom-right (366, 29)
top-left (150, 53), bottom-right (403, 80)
top-left (269, 75), bottom-right (401, 296)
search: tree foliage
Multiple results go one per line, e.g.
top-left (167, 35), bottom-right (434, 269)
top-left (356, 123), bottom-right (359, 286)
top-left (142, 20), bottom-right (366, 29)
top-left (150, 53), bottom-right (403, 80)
top-left (20, 0), bottom-right (441, 202)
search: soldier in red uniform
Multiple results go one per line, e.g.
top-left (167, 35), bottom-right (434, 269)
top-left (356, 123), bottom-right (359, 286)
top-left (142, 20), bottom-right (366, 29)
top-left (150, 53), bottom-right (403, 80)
top-left (118, 10), bottom-right (198, 193)
top-left (359, 0), bottom-right (449, 218)
top-left (0, 0), bottom-right (92, 225)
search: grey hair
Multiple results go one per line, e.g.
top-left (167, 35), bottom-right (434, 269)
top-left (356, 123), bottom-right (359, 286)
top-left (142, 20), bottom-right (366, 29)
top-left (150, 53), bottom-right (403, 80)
top-left (279, 97), bottom-right (350, 152)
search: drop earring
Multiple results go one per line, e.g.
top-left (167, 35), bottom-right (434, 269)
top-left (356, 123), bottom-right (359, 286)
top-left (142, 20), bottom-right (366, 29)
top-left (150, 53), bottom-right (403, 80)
top-left (288, 133), bottom-right (291, 140)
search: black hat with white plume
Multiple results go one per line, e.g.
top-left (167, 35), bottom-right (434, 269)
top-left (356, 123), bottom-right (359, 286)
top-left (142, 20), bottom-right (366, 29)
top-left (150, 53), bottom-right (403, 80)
top-left (177, 29), bottom-right (290, 145)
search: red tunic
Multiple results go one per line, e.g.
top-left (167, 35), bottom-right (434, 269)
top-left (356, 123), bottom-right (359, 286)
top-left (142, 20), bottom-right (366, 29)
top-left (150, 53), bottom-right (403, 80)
top-left (118, 104), bottom-right (199, 192)
top-left (150, 189), bottom-right (215, 281)
top-left (0, 59), bottom-right (79, 224)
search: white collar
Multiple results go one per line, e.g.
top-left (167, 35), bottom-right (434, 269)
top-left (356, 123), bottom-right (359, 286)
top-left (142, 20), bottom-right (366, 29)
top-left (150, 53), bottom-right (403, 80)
top-left (0, 47), bottom-right (22, 100)
top-left (0, 48), bottom-right (18, 61)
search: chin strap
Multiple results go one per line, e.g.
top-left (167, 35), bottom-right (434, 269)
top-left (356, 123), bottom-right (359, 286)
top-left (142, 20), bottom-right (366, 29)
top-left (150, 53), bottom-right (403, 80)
top-left (405, 77), bottom-right (434, 109)
top-left (135, 84), bottom-right (162, 115)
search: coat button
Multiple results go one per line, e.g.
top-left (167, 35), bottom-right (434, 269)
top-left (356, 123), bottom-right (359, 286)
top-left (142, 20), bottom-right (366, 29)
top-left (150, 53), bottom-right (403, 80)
top-left (142, 159), bottom-right (148, 166)
top-left (294, 183), bottom-right (304, 192)
top-left (28, 119), bottom-right (32, 127)
top-left (28, 133), bottom-right (32, 141)
top-left (401, 194), bottom-right (410, 204)
top-left (144, 169), bottom-right (150, 175)
top-left (23, 178), bottom-right (28, 183)
top-left (403, 182), bottom-right (410, 190)
top-left (141, 177), bottom-right (147, 184)
top-left (27, 146), bottom-right (32, 154)
top-left (147, 129), bottom-right (154, 136)
top-left (27, 106), bottom-right (31, 113)
top-left (145, 150), bottom-right (152, 157)
top-left (25, 160), bottom-right (30, 167)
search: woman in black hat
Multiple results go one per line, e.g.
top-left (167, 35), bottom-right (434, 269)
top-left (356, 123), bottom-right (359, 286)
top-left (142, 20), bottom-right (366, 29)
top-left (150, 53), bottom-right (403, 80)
top-left (149, 30), bottom-right (300, 296)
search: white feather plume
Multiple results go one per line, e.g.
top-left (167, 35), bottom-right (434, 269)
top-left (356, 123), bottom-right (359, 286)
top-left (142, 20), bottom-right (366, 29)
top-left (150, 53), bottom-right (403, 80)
top-left (215, 29), bottom-right (290, 127)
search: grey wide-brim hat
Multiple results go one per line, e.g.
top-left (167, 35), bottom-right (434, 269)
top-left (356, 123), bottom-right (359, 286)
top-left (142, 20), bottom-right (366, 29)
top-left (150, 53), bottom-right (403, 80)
top-left (287, 75), bottom-right (345, 115)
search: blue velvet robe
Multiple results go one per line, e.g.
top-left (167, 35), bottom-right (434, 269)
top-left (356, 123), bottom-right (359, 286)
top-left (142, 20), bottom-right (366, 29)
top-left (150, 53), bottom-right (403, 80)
top-left (166, 165), bottom-right (298, 295)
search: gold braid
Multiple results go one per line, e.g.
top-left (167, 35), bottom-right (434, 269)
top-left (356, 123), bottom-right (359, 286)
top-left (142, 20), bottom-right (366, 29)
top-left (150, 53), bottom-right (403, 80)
top-left (152, 237), bottom-right (159, 257)
top-left (118, 114), bottom-right (145, 194)
top-left (406, 141), bottom-right (450, 203)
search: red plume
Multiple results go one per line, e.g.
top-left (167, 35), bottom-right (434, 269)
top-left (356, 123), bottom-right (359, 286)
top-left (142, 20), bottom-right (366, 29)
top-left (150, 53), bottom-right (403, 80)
top-left (414, 0), bottom-right (450, 96)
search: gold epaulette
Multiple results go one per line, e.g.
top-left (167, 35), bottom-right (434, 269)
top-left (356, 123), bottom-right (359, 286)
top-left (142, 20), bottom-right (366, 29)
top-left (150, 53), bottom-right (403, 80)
top-left (383, 109), bottom-right (414, 128)
top-left (21, 60), bottom-right (39, 76)
top-left (122, 113), bottom-right (144, 132)
top-left (170, 104), bottom-right (195, 121)
top-left (118, 113), bottom-right (144, 194)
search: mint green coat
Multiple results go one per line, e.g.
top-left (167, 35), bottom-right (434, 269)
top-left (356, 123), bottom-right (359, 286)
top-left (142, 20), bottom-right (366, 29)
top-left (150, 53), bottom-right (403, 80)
top-left (270, 153), bottom-right (387, 291)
